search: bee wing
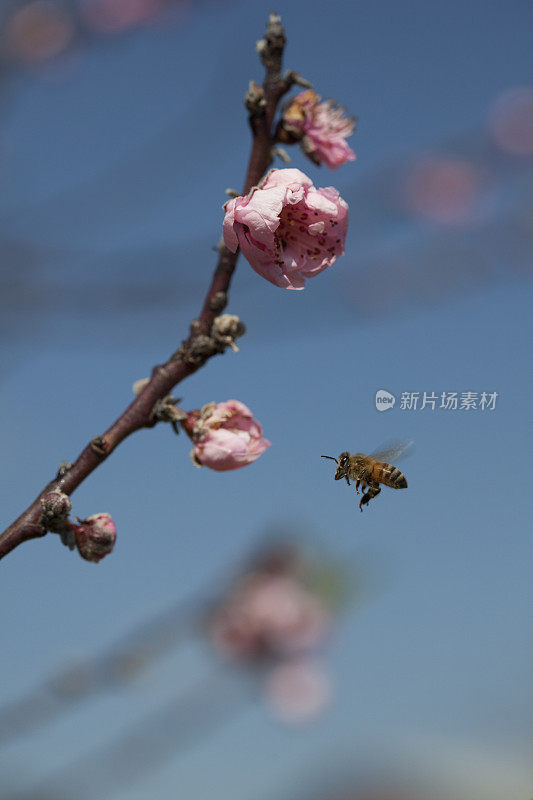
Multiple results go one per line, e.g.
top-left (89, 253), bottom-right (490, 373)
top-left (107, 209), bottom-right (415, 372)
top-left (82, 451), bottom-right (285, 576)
top-left (370, 439), bottom-right (414, 464)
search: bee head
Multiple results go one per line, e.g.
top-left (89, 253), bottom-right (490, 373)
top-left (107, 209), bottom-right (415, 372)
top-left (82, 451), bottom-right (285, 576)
top-left (321, 452), bottom-right (350, 480)
top-left (335, 451), bottom-right (351, 480)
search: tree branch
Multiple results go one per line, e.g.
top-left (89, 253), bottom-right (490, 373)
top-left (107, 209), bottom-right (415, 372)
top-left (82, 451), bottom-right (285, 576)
top-left (0, 13), bottom-right (294, 561)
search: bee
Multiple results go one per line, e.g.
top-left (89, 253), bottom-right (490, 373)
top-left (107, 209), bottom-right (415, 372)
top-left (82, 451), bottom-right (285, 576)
top-left (322, 442), bottom-right (411, 512)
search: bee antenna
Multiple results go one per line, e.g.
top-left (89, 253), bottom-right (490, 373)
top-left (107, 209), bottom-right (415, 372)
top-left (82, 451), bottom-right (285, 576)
top-left (321, 455), bottom-right (338, 463)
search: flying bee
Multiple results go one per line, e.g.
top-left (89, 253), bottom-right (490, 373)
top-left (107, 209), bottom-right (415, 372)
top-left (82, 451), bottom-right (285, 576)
top-left (322, 441), bottom-right (412, 512)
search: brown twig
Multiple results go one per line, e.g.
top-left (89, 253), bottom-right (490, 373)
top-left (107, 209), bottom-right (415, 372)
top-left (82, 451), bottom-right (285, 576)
top-left (0, 13), bottom-right (297, 561)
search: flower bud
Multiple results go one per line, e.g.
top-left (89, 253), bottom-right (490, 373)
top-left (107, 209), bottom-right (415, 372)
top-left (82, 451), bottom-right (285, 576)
top-left (41, 491), bottom-right (72, 524)
top-left (75, 513), bottom-right (117, 563)
top-left (245, 80), bottom-right (266, 114)
top-left (211, 314), bottom-right (246, 351)
top-left (223, 168), bottom-right (348, 290)
top-left (185, 400), bottom-right (270, 471)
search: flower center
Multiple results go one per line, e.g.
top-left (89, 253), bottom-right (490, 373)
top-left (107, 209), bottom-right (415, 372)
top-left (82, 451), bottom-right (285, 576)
top-left (274, 202), bottom-right (340, 267)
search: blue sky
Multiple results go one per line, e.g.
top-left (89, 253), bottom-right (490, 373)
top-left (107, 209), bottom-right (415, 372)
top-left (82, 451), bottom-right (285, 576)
top-left (0, 1), bottom-right (532, 798)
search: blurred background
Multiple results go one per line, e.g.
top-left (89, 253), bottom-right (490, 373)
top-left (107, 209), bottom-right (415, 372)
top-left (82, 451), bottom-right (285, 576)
top-left (0, 0), bottom-right (532, 798)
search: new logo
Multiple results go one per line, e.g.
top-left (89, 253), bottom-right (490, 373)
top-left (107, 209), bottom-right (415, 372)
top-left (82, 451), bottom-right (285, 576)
top-left (375, 389), bottom-right (396, 411)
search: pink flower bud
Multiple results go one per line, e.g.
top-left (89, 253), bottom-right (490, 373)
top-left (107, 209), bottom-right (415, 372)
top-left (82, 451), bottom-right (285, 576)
top-left (223, 168), bottom-right (348, 290)
top-left (282, 90), bottom-right (356, 170)
top-left (75, 513), bottom-right (117, 563)
top-left (185, 400), bottom-right (270, 472)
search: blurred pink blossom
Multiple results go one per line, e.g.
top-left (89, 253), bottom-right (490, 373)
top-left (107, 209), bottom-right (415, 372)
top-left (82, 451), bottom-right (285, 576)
top-left (185, 400), bottom-right (270, 471)
top-left (210, 572), bottom-right (330, 661)
top-left (405, 156), bottom-right (482, 225)
top-left (5, 1), bottom-right (74, 63)
top-left (282, 90), bottom-right (356, 169)
top-left (74, 513), bottom-right (117, 562)
top-left (265, 659), bottom-right (332, 723)
top-left (223, 168), bottom-right (348, 290)
top-left (80, 0), bottom-right (167, 33)
top-left (489, 87), bottom-right (533, 156)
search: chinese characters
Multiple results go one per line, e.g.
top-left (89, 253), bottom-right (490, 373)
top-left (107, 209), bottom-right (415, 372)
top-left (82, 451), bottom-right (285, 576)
top-left (399, 391), bottom-right (498, 411)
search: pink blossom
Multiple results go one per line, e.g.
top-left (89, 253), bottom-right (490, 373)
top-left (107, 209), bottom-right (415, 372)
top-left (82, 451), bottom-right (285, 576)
top-left (489, 87), bottom-right (533, 156)
top-left (74, 513), bottom-right (117, 563)
top-left (282, 90), bottom-right (356, 169)
top-left (6, 2), bottom-right (75, 64)
top-left (405, 157), bottom-right (482, 225)
top-left (210, 573), bottom-right (330, 662)
top-left (186, 400), bottom-right (270, 472)
top-left (223, 168), bottom-right (348, 290)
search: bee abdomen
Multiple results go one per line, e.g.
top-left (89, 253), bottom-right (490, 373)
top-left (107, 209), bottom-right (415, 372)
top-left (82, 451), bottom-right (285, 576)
top-left (377, 462), bottom-right (408, 489)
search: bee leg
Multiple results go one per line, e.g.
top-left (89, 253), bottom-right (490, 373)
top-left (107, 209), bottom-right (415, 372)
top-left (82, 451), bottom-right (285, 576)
top-left (359, 493), bottom-right (370, 511)
top-left (345, 476), bottom-right (351, 486)
top-left (359, 485), bottom-right (381, 512)
top-left (355, 479), bottom-right (361, 495)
